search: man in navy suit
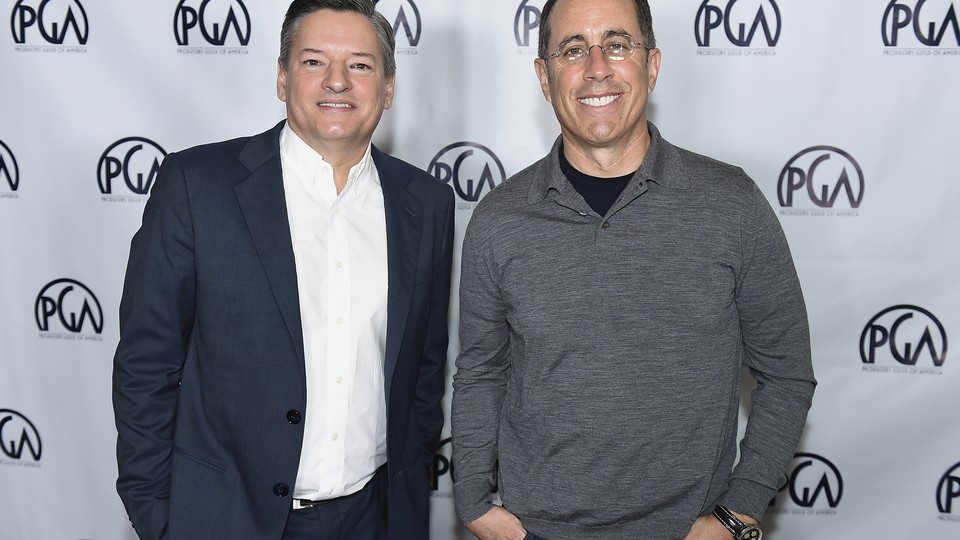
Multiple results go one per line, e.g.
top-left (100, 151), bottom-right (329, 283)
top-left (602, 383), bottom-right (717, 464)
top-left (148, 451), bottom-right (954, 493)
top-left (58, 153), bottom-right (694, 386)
top-left (112, 1), bottom-right (454, 539)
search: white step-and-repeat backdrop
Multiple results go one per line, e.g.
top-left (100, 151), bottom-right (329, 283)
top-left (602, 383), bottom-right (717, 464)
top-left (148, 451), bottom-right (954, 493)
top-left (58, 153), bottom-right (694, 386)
top-left (2, 1), bottom-right (959, 538)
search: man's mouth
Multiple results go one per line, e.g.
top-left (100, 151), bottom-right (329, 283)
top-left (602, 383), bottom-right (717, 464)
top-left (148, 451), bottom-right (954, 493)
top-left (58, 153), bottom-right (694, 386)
top-left (578, 94), bottom-right (621, 107)
top-left (319, 102), bottom-right (354, 109)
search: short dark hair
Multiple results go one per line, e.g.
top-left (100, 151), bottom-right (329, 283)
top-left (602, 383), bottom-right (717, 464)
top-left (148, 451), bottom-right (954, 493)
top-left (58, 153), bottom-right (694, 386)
top-left (279, 0), bottom-right (396, 77)
top-left (538, 0), bottom-right (656, 59)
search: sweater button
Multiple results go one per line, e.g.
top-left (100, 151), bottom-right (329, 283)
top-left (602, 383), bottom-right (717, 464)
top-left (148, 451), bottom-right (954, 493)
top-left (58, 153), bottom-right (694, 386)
top-left (273, 483), bottom-right (289, 497)
top-left (601, 221), bottom-right (610, 229)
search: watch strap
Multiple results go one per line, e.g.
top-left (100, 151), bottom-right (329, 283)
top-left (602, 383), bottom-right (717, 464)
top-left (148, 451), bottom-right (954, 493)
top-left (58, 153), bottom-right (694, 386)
top-left (712, 505), bottom-right (762, 540)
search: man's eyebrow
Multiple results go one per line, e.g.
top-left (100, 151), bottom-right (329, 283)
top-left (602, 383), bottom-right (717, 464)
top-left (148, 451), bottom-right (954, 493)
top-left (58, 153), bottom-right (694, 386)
top-left (556, 34), bottom-right (587, 50)
top-left (556, 29), bottom-right (634, 49)
top-left (298, 48), bottom-right (378, 60)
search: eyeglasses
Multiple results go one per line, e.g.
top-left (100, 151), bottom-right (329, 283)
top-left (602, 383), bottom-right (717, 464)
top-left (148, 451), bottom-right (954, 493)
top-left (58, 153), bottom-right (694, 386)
top-left (544, 36), bottom-right (651, 65)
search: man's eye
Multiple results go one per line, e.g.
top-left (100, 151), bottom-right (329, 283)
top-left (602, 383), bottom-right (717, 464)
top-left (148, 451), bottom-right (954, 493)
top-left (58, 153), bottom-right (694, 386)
top-left (351, 63), bottom-right (372, 71)
top-left (606, 42), bottom-right (627, 53)
top-left (563, 46), bottom-right (585, 58)
top-left (304, 59), bottom-right (322, 67)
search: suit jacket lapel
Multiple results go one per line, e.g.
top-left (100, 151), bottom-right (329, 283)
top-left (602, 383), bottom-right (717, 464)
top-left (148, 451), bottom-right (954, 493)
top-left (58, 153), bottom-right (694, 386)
top-left (233, 122), bottom-right (306, 378)
top-left (374, 146), bottom-right (422, 407)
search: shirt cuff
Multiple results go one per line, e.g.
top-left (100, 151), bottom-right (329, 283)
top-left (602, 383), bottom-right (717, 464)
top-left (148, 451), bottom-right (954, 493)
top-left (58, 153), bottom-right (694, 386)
top-left (717, 478), bottom-right (777, 522)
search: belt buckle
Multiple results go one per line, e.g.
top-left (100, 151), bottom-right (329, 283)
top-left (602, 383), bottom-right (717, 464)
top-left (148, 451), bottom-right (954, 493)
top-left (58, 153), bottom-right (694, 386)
top-left (292, 498), bottom-right (319, 510)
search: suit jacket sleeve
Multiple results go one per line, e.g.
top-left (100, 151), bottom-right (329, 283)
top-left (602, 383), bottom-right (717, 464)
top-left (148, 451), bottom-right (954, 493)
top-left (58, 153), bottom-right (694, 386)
top-left (112, 152), bottom-right (196, 540)
top-left (414, 185), bottom-right (455, 457)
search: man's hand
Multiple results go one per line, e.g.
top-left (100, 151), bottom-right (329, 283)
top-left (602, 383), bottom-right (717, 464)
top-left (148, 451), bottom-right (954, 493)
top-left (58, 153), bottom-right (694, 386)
top-left (684, 509), bottom-right (759, 540)
top-left (465, 506), bottom-right (527, 540)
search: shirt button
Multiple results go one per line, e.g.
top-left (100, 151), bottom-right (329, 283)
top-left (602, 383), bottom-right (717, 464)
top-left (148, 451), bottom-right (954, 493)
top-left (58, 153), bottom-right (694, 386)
top-left (336, 317), bottom-right (343, 325)
top-left (336, 376), bottom-right (343, 384)
top-left (333, 207), bottom-right (340, 215)
top-left (335, 260), bottom-right (343, 268)
top-left (601, 221), bottom-right (610, 229)
top-left (331, 433), bottom-right (339, 442)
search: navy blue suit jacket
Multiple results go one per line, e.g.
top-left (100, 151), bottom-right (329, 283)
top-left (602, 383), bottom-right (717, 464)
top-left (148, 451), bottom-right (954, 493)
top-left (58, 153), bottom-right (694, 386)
top-left (113, 121), bottom-right (454, 539)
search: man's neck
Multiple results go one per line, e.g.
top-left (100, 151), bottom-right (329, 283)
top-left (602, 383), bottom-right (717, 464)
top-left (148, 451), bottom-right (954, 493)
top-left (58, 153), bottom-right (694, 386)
top-left (290, 125), bottom-right (370, 194)
top-left (561, 129), bottom-right (652, 178)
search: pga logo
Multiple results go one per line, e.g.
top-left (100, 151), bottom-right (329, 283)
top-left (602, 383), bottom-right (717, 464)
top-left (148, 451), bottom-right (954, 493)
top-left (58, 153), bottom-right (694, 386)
top-left (778, 146), bottom-right (864, 209)
top-left (515, 0), bottom-right (546, 48)
top-left (97, 137), bottom-right (166, 196)
top-left (860, 305), bottom-right (947, 368)
top-left (10, 0), bottom-right (88, 45)
top-left (0, 409), bottom-right (42, 462)
top-left (883, 0), bottom-right (960, 47)
top-left (695, 0), bottom-right (782, 47)
top-left (174, 0), bottom-right (251, 47)
top-left (779, 453), bottom-right (843, 509)
top-left (428, 142), bottom-right (505, 204)
top-left (938, 461), bottom-right (960, 514)
top-left (0, 140), bottom-right (19, 192)
top-left (35, 278), bottom-right (104, 335)
top-left (376, 0), bottom-right (421, 48)
top-left (431, 437), bottom-right (454, 492)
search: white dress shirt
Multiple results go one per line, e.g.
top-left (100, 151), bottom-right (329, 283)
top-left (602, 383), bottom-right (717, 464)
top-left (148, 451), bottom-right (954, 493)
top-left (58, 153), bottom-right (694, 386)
top-left (279, 124), bottom-right (388, 500)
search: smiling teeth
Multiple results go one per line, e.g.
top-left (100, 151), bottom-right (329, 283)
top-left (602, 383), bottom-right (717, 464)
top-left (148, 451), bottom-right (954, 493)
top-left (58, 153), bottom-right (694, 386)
top-left (579, 95), bottom-right (619, 106)
top-left (322, 103), bottom-right (352, 108)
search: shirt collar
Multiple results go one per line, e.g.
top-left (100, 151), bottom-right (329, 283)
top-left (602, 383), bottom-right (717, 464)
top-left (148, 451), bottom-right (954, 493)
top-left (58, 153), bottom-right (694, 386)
top-left (280, 122), bottom-right (376, 198)
top-left (528, 121), bottom-right (690, 204)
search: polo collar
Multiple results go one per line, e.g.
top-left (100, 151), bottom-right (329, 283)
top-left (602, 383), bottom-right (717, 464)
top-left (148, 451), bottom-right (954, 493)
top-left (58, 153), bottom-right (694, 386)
top-left (528, 121), bottom-right (690, 204)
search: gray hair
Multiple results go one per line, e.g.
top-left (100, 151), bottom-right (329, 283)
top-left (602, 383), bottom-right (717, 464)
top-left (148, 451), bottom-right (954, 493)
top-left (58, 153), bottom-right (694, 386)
top-left (279, 0), bottom-right (396, 77)
top-left (538, 0), bottom-right (656, 59)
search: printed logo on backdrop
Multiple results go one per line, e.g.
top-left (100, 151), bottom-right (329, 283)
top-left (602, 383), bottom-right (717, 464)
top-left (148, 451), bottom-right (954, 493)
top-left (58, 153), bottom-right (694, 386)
top-left (431, 437), bottom-right (454, 498)
top-left (695, 0), bottom-right (781, 56)
top-left (938, 460), bottom-right (960, 521)
top-left (429, 142), bottom-right (506, 208)
top-left (0, 139), bottom-right (19, 198)
top-left (0, 409), bottom-right (42, 467)
top-left (10, 0), bottom-right (88, 53)
top-left (777, 146), bottom-right (864, 217)
top-left (35, 278), bottom-right (104, 341)
top-left (770, 453), bottom-right (843, 516)
top-left (375, 0), bottom-right (421, 54)
top-left (174, 0), bottom-right (251, 55)
top-left (882, 0), bottom-right (960, 55)
top-left (515, 0), bottom-right (545, 54)
top-left (860, 304), bottom-right (948, 375)
top-left (98, 137), bottom-right (166, 203)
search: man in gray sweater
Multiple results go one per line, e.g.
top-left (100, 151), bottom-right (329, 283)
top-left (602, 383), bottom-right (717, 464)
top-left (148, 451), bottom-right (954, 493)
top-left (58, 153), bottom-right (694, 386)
top-left (450, 0), bottom-right (816, 539)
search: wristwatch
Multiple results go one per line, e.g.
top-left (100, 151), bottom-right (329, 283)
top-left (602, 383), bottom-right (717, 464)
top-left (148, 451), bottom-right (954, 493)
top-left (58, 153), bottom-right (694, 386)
top-left (712, 505), bottom-right (762, 540)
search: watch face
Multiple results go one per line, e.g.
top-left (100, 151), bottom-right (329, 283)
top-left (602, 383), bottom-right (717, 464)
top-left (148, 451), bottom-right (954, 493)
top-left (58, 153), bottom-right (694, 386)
top-left (738, 526), bottom-right (762, 540)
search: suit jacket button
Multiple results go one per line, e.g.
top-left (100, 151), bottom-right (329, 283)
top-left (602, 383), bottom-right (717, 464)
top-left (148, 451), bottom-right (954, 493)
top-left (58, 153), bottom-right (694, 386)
top-left (286, 410), bottom-right (302, 424)
top-left (273, 483), bottom-right (289, 497)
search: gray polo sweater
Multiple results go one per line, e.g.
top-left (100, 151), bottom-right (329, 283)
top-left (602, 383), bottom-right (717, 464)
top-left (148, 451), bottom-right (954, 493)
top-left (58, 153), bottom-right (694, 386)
top-left (451, 123), bottom-right (816, 540)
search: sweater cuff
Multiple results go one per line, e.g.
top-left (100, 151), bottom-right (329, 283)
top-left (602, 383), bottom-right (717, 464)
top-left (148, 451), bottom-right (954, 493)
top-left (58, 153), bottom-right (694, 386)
top-left (453, 476), bottom-right (495, 525)
top-left (717, 478), bottom-right (777, 522)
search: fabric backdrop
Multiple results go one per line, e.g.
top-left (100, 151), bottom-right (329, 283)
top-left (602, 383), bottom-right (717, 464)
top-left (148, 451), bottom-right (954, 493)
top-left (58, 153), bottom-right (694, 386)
top-left (2, 1), bottom-right (958, 538)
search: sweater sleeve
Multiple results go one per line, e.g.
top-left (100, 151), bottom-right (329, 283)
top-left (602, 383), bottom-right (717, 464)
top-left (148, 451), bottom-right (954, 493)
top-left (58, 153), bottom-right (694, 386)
top-left (451, 211), bottom-right (512, 525)
top-left (720, 179), bottom-right (817, 520)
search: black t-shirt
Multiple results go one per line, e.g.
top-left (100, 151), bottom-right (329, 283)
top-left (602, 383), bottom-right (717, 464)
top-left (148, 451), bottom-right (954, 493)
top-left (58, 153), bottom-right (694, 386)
top-left (559, 148), bottom-right (635, 217)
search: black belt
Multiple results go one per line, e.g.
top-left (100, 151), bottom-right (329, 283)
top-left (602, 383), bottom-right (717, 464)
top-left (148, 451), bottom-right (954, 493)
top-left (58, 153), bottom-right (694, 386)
top-left (292, 493), bottom-right (354, 509)
top-left (292, 466), bottom-right (385, 510)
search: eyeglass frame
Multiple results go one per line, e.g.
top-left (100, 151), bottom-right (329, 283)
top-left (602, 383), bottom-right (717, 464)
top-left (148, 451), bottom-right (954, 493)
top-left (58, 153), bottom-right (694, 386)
top-left (541, 31), bottom-right (654, 64)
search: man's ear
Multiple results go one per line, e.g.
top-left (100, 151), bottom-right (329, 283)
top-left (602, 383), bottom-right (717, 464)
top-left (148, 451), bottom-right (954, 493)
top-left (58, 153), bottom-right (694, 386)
top-left (534, 57), bottom-right (553, 103)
